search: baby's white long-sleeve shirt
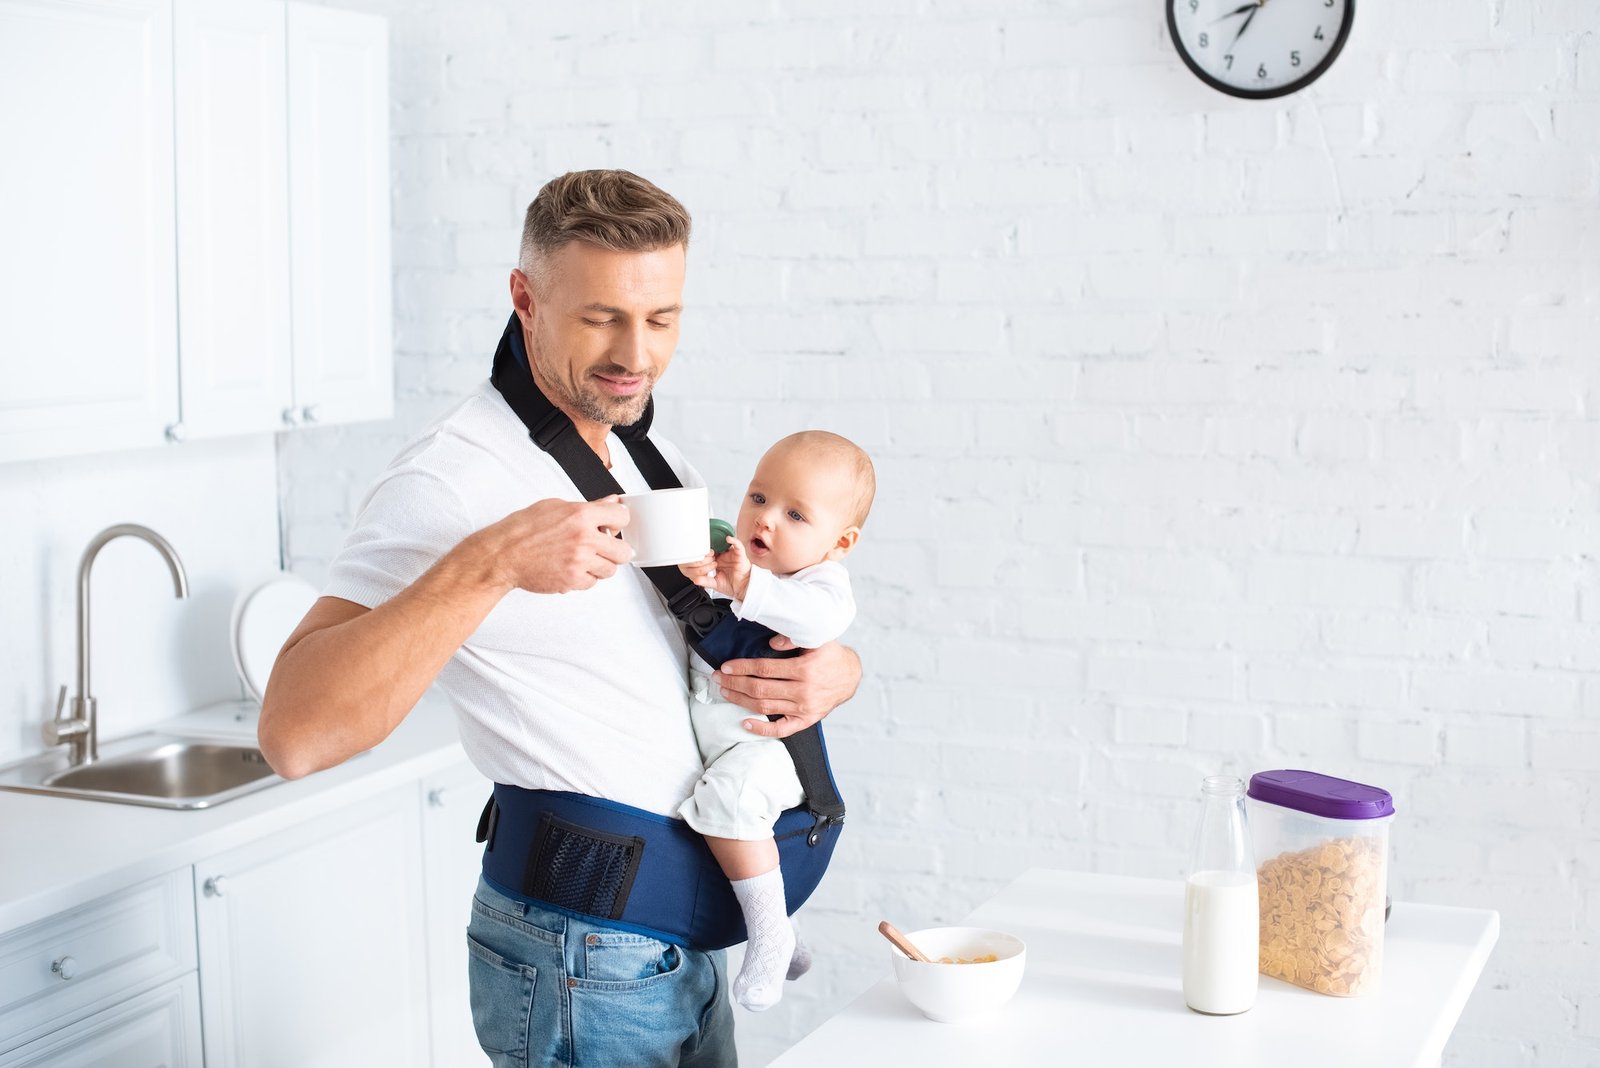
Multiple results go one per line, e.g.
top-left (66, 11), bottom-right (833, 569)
top-left (730, 560), bottom-right (854, 649)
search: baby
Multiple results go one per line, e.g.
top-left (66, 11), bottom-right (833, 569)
top-left (677, 429), bottom-right (875, 1011)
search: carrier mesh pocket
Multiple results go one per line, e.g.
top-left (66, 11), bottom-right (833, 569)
top-left (524, 813), bottom-right (645, 921)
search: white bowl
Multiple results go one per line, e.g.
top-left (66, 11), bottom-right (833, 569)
top-left (889, 926), bottom-right (1027, 1023)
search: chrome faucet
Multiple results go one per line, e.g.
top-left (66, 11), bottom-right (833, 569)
top-left (48, 524), bottom-right (189, 766)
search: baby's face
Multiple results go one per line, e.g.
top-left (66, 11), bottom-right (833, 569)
top-left (735, 445), bottom-right (858, 576)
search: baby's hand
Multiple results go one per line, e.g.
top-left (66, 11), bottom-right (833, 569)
top-left (678, 551), bottom-right (718, 589)
top-left (719, 537), bottom-right (753, 601)
top-left (677, 539), bottom-right (754, 600)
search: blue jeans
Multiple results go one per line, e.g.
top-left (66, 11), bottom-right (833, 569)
top-left (466, 877), bottom-right (737, 1067)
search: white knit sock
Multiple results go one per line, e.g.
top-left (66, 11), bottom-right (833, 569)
top-left (786, 924), bottom-right (813, 981)
top-left (730, 868), bottom-right (795, 1011)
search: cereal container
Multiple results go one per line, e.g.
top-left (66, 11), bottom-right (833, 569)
top-left (1247, 769), bottom-right (1394, 997)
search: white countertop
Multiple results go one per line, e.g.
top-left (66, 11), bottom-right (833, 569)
top-left (0, 696), bottom-right (467, 933)
top-left (775, 868), bottom-right (1500, 1068)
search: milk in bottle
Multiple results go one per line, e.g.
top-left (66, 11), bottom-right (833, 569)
top-left (1182, 774), bottom-right (1258, 1015)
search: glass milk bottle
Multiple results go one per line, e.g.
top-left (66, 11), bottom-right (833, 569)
top-left (1182, 774), bottom-right (1259, 1015)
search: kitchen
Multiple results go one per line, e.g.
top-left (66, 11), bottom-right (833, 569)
top-left (1, 0), bottom-right (1595, 1065)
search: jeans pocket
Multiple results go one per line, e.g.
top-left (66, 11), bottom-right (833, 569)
top-left (568, 942), bottom-right (723, 1067)
top-left (579, 931), bottom-right (682, 987)
top-left (467, 932), bottom-right (536, 1065)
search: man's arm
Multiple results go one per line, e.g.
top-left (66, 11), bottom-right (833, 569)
top-left (258, 496), bottom-right (632, 779)
top-left (713, 636), bottom-right (862, 739)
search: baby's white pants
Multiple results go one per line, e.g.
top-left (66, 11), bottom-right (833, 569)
top-left (676, 671), bottom-right (804, 839)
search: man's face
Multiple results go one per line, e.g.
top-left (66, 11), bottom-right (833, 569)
top-left (512, 241), bottom-right (686, 430)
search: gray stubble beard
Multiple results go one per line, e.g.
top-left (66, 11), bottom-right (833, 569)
top-left (526, 325), bottom-right (654, 430)
top-left (571, 377), bottom-right (652, 429)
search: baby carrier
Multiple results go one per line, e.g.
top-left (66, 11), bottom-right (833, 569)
top-left (474, 314), bottom-right (846, 951)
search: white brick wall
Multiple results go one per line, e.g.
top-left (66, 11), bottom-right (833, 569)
top-left (283, 1), bottom-right (1599, 1063)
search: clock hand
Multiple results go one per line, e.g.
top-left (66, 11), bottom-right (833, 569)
top-left (1229, 5), bottom-right (1259, 48)
top-left (1210, 1), bottom-right (1259, 23)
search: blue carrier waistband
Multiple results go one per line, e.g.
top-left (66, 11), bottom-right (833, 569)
top-left (478, 785), bottom-right (842, 951)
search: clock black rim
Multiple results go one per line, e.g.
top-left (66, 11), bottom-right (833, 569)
top-left (1166, 0), bottom-right (1356, 101)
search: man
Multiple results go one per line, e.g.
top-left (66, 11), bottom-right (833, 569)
top-left (258, 170), bottom-right (861, 1066)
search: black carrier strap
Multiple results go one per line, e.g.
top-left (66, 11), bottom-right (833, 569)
top-left (489, 314), bottom-right (845, 824)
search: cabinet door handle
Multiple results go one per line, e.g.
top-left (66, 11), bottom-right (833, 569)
top-left (300, 404), bottom-right (320, 424)
top-left (165, 422), bottom-right (187, 443)
top-left (204, 875), bottom-right (229, 898)
top-left (51, 955), bottom-right (77, 980)
top-left (281, 407), bottom-right (303, 427)
top-left (428, 784), bottom-right (482, 809)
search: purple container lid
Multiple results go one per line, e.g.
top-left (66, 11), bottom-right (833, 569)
top-left (1247, 769), bottom-right (1395, 820)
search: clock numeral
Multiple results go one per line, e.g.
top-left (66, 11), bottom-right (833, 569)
top-left (1198, 31), bottom-right (1209, 47)
top-left (1223, 53), bottom-right (1234, 69)
top-left (1257, 63), bottom-right (1267, 78)
top-left (1314, 24), bottom-right (1325, 39)
top-left (1291, 50), bottom-right (1302, 67)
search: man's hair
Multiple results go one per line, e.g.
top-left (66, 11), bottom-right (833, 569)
top-left (518, 170), bottom-right (692, 283)
top-left (775, 430), bottom-right (877, 529)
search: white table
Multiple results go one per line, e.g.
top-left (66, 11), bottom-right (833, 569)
top-left (774, 869), bottom-right (1499, 1068)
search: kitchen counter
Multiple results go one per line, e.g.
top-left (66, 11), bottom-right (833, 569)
top-left (0, 696), bottom-right (467, 934)
top-left (775, 868), bottom-right (1499, 1068)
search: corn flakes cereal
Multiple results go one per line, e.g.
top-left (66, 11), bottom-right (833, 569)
top-left (1256, 835), bottom-right (1385, 996)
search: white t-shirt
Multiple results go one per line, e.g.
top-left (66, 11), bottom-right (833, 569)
top-left (324, 381), bottom-right (707, 816)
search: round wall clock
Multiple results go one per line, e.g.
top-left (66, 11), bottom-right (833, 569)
top-left (1167, 0), bottom-right (1355, 100)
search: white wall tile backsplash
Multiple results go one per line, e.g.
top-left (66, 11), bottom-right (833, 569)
top-left (0, 437), bottom-right (281, 764)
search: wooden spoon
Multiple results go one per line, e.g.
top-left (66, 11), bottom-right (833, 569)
top-left (878, 920), bottom-right (932, 963)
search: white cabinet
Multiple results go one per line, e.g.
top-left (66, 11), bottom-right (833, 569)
top-left (193, 784), bottom-right (430, 1067)
top-left (0, 870), bottom-right (199, 1067)
top-left (286, 2), bottom-right (394, 430)
top-left (0, 0), bottom-right (179, 462)
top-left (173, 0), bottom-right (293, 440)
top-left (0, 869), bottom-right (195, 1055)
top-left (419, 761), bottom-right (494, 1067)
top-left (0, 0), bottom-right (392, 460)
top-left (172, 0), bottom-right (393, 440)
top-left (0, 721), bottom-right (474, 1065)
top-left (0, 976), bottom-right (202, 1068)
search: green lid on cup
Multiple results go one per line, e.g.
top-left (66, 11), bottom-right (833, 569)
top-left (709, 518), bottom-right (735, 553)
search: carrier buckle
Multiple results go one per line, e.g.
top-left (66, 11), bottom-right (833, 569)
top-left (667, 586), bottom-right (723, 636)
top-left (529, 409), bottom-right (571, 451)
top-left (806, 813), bottom-right (841, 847)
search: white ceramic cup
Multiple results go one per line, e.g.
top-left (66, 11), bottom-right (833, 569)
top-left (618, 486), bottom-right (709, 567)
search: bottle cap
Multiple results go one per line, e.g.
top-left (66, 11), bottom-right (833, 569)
top-left (709, 518), bottom-right (735, 553)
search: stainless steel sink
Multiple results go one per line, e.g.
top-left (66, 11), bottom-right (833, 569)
top-left (0, 733), bottom-right (282, 810)
top-left (2, 525), bottom-right (286, 810)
